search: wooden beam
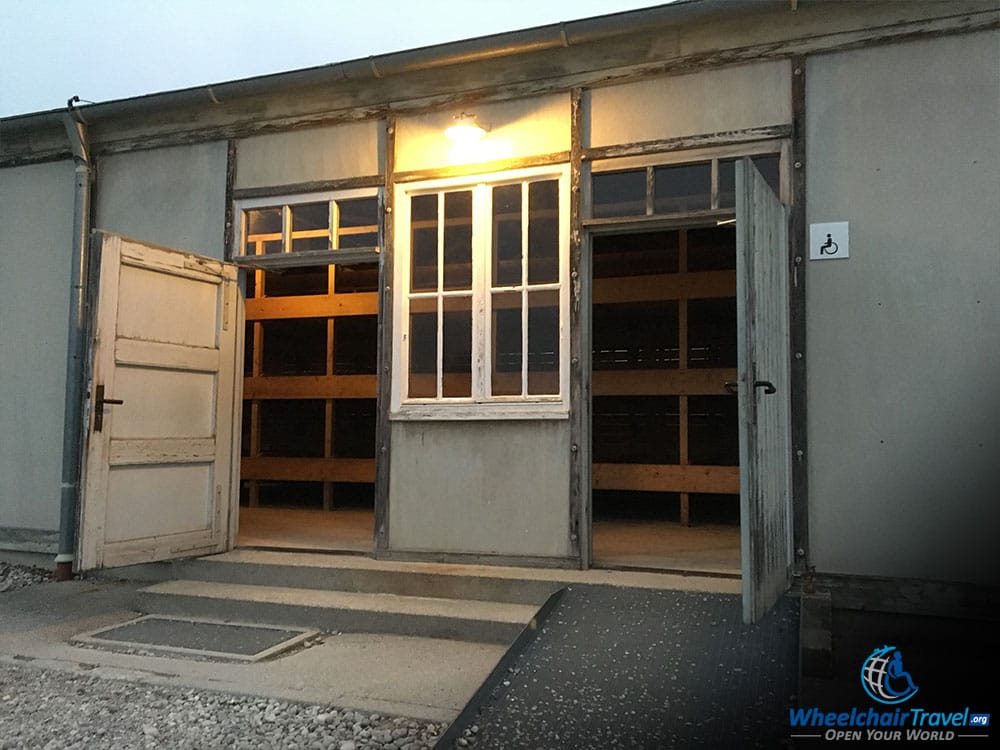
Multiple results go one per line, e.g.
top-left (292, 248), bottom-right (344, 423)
top-left (593, 270), bottom-right (736, 304)
top-left (241, 456), bottom-right (376, 483)
top-left (394, 152), bottom-right (571, 183)
top-left (592, 368), bottom-right (736, 396)
top-left (374, 116), bottom-right (396, 557)
top-left (584, 125), bottom-right (792, 162)
top-left (233, 175), bottom-right (383, 201)
top-left (245, 291), bottom-right (378, 320)
top-left (790, 55), bottom-right (810, 571)
top-left (243, 374), bottom-right (377, 399)
top-left (568, 85), bottom-right (586, 567)
top-left (592, 463), bottom-right (739, 494)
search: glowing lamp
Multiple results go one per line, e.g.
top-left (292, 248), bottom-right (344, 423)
top-left (445, 113), bottom-right (487, 143)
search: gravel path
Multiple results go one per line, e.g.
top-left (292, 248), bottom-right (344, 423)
top-left (0, 562), bottom-right (50, 593)
top-left (0, 664), bottom-right (445, 750)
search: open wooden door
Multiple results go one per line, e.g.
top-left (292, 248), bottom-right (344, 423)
top-left (79, 233), bottom-right (242, 570)
top-left (736, 159), bottom-right (793, 623)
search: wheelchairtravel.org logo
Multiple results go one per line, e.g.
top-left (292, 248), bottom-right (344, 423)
top-left (789, 645), bottom-right (991, 743)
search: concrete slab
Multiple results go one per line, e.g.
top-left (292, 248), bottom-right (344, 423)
top-left (136, 579), bottom-right (537, 643)
top-left (0, 579), bottom-right (504, 722)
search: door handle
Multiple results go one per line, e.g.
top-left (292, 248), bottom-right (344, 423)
top-left (723, 381), bottom-right (739, 395)
top-left (93, 384), bottom-right (124, 432)
top-left (753, 380), bottom-right (777, 395)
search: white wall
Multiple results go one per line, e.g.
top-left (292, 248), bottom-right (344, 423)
top-left (389, 420), bottom-right (572, 558)
top-left (236, 121), bottom-right (380, 188)
top-left (0, 161), bottom-right (75, 544)
top-left (96, 142), bottom-right (228, 258)
top-left (589, 60), bottom-right (791, 147)
top-left (805, 31), bottom-right (1000, 586)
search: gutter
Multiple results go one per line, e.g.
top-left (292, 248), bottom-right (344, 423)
top-left (54, 99), bottom-right (93, 580)
top-left (0, 0), bottom-right (765, 131)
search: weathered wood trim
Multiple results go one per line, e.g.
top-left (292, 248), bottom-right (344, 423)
top-left (240, 456), bottom-right (376, 483)
top-left (789, 56), bottom-right (810, 574)
top-left (800, 572), bottom-right (1000, 620)
top-left (233, 175), bottom-right (383, 200)
top-left (592, 463), bottom-right (740, 495)
top-left (374, 118), bottom-right (396, 559)
top-left (393, 152), bottom-right (570, 184)
top-left (584, 125), bottom-right (792, 162)
top-left (244, 292), bottom-right (378, 320)
top-left (583, 209), bottom-right (733, 231)
top-left (242, 374), bottom-right (377, 400)
top-left (224, 140), bottom-right (237, 260)
top-left (232, 247), bottom-right (380, 269)
top-left (381, 549), bottom-right (579, 570)
top-left (568, 87), bottom-right (586, 569)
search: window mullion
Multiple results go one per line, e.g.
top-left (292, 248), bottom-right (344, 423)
top-left (474, 184), bottom-right (489, 402)
top-left (281, 205), bottom-right (292, 253)
top-left (521, 181), bottom-right (529, 399)
top-left (436, 192), bottom-right (444, 400)
top-left (330, 200), bottom-right (340, 250)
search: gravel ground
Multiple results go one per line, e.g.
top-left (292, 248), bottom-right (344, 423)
top-left (0, 562), bottom-right (50, 593)
top-left (0, 664), bottom-right (445, 750)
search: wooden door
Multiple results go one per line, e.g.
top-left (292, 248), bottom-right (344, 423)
top-left (736, 159), bottom-right (793, 623)
top-left (79, 233), bottom-right (242, 570)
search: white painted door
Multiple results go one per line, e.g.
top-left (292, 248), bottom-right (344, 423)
top-left (79, 233), bottom-right (242, 570)
top-left (736, 159), bottom-right (793, 624)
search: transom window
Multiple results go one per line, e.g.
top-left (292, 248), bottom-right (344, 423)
top-left (234, 189), bottom-right (380, 268)
top-left (591, 154), bottom-right (780, 218)
top-left (393, 167), bottom-right (570, 417)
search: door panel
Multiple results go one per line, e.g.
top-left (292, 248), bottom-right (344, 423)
top-left (736, 159), bottom-right (793, 623)
top-left (79, 233), bottom-right (241, 570)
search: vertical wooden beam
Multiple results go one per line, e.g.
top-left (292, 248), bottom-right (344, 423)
top-left (789, 56), bottom-right (810, 573)
top-left (248, 317), bottom-right (263, 507)
top-left (324, 318), bottom-right (335, 511)
top-left (224, 139), bottom-right (237, 260)
top-left (568, 87), bottom-right (587, 568)
top-left (374, 117), bottom-right (396, 558)
top-left (678, 229), bottom-right (690, 526)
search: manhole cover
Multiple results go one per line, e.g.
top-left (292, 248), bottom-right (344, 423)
top-left (73, 616), bottom-right (318, 662)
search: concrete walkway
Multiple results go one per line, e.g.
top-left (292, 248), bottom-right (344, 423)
top-left (0, 577), bottom-right (503, 723)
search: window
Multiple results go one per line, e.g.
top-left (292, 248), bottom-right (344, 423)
top-left (591, 154), bottom-right (780, 219)
top-left (234, 189), bottom-right (379, 268)
top-left (393, 167), bottom-right (570, 417)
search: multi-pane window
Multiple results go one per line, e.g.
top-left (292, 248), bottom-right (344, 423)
top-left (591, 154), bottom-right (780, 218)
top-left (236, 189), bottom-right (379, 261)
top-left (394, 168), bottom-right (569, 414)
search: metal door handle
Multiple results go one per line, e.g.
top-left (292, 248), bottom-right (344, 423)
top-left (753, 380), bottom-right (776, 395)
top-left (724, 381), bottom-right (739, 395)
top-left (94, 384), bottom-right (124, 432)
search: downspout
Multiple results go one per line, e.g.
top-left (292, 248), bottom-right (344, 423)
top-left (54, 99), bottom-right (92, 581)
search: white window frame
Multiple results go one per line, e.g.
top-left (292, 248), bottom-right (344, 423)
top-left (391, 165), bottom-right (571, 420)
top-left (233, 188), bottom-right (381, 268)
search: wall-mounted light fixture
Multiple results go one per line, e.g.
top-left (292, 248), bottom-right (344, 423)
top-left (445, 112), bottom-right (487, 143)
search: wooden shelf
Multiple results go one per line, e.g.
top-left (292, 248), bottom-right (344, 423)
top-left (592, 463), bottom-right (739, 495)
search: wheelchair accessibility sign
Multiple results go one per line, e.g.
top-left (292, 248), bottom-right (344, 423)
top-left (810, 221), bottom-right (849, 260)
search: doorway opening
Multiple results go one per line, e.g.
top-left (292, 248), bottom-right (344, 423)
top-left (237, 197), bottom-right (380, 553)
top-left (590, 226), bottom-right (741, 574)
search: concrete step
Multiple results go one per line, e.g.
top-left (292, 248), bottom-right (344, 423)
top-left (136, 579), bottom-right (539, 644)
top-left (159, 551), bottom-right (564, 605)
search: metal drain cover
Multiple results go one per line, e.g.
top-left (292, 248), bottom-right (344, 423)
top-left (73, 615), bottom-right (318, 662)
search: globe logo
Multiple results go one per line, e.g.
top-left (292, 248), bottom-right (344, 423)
top-left (861, 645), bottom-right (919, 705)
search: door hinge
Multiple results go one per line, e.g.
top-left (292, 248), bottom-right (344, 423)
top-left (222, 286), bottom-right (231, 331)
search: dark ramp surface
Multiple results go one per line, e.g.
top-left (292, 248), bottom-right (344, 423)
top-left (448, 586), bottom-right (798, 749)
